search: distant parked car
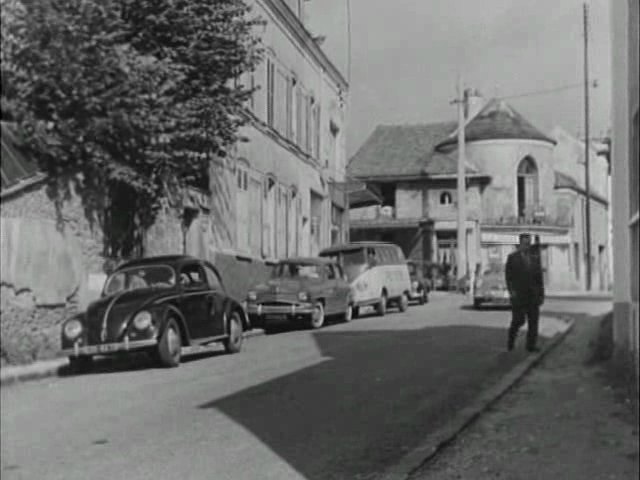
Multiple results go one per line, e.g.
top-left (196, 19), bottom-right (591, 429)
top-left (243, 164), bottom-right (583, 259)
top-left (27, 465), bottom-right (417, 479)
top-left (61, 255), bottom-right (249, 371)
top-left (473, 264), bottom-right (510, 308)
top-left (246, 257), bottom-right (353, 330)
top-left (407, 261), bottom-right (429, 305)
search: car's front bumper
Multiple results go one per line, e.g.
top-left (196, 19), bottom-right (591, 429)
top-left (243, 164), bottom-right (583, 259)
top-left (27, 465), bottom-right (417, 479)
top-left (62, 338), bottom-right (157, 357)
top-left (247, 303), bottom-right (314, 318)
top-left (474, 291), bottom-right (511, 304)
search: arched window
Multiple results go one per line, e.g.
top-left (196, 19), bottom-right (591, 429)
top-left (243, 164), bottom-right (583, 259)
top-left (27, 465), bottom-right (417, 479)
top-left (516, 156), bottom-right (539, 217)
top-left (440, 191), bottom-right (453, 205)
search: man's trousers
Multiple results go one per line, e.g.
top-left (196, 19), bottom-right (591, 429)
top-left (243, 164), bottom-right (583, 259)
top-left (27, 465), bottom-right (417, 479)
top-left (508, 302), bottom-right (540, 350)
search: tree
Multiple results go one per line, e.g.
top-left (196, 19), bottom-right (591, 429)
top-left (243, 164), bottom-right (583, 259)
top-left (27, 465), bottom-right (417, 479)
top-left (1, 0), bottom-right (262, 258)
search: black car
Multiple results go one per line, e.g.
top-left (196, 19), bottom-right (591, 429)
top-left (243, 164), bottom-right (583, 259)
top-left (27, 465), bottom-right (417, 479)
top-left (61, 255), bottom-right (249, 370)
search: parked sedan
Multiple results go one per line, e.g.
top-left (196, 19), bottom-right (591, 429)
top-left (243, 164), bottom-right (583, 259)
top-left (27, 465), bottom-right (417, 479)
top-left (407, 261), bottom-right (429, 304)
top-left (61, 255), bottom-right (249, 370)
top-left (473, 264), bottom-right (510, 308)
top-left (247, 257), bottom-right (353, 330)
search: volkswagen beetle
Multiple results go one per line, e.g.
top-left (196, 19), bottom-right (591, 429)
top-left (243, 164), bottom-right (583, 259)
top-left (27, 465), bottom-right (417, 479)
top-left (61, 255), bottom-right (249, 370)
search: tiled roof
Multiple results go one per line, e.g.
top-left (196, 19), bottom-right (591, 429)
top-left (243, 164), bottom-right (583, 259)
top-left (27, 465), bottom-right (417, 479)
top-left (1, 121), bottom-right (41, 192)
top-left (436, 99), bottom-right (556, 150)
top-left (554, 171), bottom-right (608, 205)
top-left (347, 122), bottom-right (480, 180)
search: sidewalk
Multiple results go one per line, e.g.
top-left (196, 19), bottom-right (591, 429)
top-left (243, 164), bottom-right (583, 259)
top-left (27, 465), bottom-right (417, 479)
top-left (409, 313), bottom-right (639, 480)
top-left (545, 290), bottom-right (613, 300)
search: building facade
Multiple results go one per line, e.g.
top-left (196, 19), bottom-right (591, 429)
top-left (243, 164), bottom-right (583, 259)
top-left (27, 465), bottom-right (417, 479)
top-left (148, 0), bottom-right (350, 261)
top-left (610, 0), bottom-right (639, 381)
top-left (348, 95), bottom-right (611, 293)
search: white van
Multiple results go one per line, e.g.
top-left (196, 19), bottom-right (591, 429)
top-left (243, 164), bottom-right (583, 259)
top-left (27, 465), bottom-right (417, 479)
top-left (319, 242), bottom-right (412, 317)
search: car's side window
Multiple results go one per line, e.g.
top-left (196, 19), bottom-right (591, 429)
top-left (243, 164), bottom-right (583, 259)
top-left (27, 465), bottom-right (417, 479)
top-left (204, 264), bottom-right (223, 291)
top-left (325, 265), bottom-right (336, 280)
top-left (179, 263), bottom-right (206, 288)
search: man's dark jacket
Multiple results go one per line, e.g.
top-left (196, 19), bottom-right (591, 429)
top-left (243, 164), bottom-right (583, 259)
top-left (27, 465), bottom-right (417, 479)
top-left (505, 248), bottom-right (544, 306)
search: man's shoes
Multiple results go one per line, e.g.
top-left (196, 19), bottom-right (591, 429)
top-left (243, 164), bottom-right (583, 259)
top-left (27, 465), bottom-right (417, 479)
top-left (527, 346), bottom-right (541, 353)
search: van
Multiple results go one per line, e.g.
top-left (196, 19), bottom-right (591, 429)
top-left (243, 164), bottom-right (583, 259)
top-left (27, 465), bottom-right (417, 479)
top-left (319, 242), bottom-right (412, 317)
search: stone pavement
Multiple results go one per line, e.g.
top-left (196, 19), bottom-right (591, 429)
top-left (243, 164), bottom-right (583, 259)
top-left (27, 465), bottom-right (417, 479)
top-left (409, 312), bottom-right (639, 480)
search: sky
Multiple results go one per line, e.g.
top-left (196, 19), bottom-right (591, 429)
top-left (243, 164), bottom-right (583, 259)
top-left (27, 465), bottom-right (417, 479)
top-left (306, 0), bottom-right (612, 158)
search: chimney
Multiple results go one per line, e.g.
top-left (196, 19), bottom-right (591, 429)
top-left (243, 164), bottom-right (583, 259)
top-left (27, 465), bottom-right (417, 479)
top-left (464, 88), bottom-right (485, 120)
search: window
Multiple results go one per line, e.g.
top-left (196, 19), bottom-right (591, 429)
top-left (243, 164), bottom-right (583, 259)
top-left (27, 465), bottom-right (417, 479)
top-left (325, 265), bottom-right (336, 279)
top-left (179, 263), bottom-right (206, 288)
top-left (237, 164), bottom-right (250, 253)
top-left (266, 59), bottom-right (275, 127)
top-left (440, 191), bottom-right (453, 205)
top-left (275, 69), bottom-right (288, 134)
top-left (305, 96), bottom-right (314, 153)
top-left (296, 87), bottom-right (304, 147)
top-left (517, 156), bottom-right (539, 217)
top-left (312, 104), bottom-right (321, 160)
top-left (204, 264), bottom-right (223, 291)
top-left (286, 76), bottom-right (295, 140)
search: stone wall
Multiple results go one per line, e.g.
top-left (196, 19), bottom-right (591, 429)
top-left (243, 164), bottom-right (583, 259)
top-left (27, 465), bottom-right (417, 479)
top-left (1, 182), bottom-right (105, 365)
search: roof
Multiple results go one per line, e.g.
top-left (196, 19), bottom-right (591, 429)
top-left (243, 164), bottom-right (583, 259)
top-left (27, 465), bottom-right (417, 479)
top-left (436, 99), bottom-right (556, 150)
top-left (1, 121), bottom-right (42, 193)
top-left (319, 241), bottom-right (399, 254)
top-left (554, 171), bottom-right (608, 205)
top-left (118, 255), bottom-right (199, 269)
top-left (347, 122), bottom-right (481, 180)
top-left (347, 182), bottom-right (383, 208)
top-left (278, 257), bottom-right (334, 265)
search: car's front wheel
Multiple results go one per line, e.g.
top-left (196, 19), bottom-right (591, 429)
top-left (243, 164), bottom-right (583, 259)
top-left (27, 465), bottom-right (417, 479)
top-left (224, 311), bottom-right (244, 354)
top-left (398, 293), bottom-right (409, 312)
top-left (342, 303), bottom-right (353, 322)
top-left (157, 319), bottom-right (182, 367)
top-left (376, 293), bottom-right (387, 317)
top-left (308, 302), bottom-right (325, 329)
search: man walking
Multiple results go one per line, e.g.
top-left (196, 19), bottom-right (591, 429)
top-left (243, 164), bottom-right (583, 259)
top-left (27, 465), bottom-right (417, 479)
top-left (505, 233), bottom-right (545, 352)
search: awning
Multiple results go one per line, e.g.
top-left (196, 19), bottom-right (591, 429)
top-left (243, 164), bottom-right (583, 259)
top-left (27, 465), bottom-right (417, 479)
top-left (342, 181), bottom-right (383, 208)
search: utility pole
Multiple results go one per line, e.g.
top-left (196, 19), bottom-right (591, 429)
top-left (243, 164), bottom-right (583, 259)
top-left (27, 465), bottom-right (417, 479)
top-left (583, 3), bottom-right (592, 290)
top-left (455, 76), bottom-right (467, 289)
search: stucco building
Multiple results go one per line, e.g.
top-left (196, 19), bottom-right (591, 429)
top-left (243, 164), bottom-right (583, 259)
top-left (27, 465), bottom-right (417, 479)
top-left (148, 0), bottom-right (350, 260)
top-left (348, 93), bottom-right (611, 293)
top-left (610, 0), bottom-right (639, 383)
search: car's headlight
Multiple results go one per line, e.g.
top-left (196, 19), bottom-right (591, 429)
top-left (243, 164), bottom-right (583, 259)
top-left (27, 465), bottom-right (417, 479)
top-left (298, 291), bottom-right (309, 301)
top-left (133, 311), bottom-right (153, 330)
top-left (411, 281), bottom-right (419, 289)
top-left (248, 291), bottom-right (257, 301)
top-left (63, 319), bottom-right (83, 339)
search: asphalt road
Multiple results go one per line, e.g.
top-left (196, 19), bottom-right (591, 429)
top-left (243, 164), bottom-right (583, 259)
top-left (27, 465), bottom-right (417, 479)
top-left (1, 294), bottom-right (608, 480)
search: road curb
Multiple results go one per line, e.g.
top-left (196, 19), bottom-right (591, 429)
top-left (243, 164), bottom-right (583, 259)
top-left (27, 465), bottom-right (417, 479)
top-left (0, 329), bottom-right (266, 388)
top-left (380, 317), bottom-right (576, 480)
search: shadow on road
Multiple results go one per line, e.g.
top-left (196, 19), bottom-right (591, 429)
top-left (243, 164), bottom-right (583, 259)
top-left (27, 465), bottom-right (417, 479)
top-left (199, 324), bottom-right (533, 480)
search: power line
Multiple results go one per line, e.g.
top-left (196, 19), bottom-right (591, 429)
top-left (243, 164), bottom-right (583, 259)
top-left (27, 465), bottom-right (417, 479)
top-left (497, 81), bottom-right (598, 101)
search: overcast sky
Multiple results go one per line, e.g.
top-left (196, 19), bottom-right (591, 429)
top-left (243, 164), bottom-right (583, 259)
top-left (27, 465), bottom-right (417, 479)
top-left (306, 0), bottom-right (612, 157)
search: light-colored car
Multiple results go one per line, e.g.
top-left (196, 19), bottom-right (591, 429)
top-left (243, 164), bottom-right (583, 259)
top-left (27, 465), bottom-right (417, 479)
top-left (473, 264), bottom-right (510, 308)
top-left (246, 257), bottom-right (353, 330)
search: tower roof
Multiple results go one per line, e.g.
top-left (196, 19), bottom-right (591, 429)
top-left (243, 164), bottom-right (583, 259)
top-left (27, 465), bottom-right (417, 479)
top-left (436, 98), bottom-right (556, 150)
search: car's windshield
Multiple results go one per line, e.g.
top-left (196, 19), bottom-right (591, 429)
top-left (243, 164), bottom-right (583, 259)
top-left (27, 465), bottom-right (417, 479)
top-left (320, 248), bottom-right (366, 282)
top-left (273, 263), bottom-right (322, 279)
top-left (103, 265), bottom-right (176, 296)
